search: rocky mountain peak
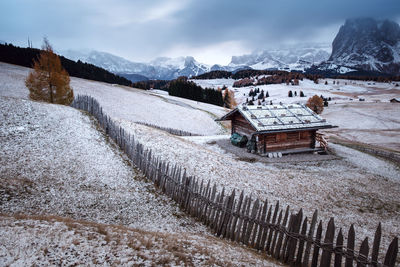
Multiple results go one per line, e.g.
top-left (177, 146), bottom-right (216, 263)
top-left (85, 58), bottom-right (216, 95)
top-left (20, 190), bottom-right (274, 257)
top-left (328, 17), bottom-right (400, 74)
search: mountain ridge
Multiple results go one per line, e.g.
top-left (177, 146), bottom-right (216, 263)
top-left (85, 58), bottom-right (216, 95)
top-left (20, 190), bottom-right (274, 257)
top-left (61, 43), bottom-right (331, 81)
top-left (325, 17), bottom-right (400, 75)
top-left (59, 18), bottom-right (400, 81)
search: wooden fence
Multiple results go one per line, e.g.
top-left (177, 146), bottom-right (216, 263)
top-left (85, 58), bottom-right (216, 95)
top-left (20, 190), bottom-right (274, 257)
top-left (71, 95), bottom-right (398, 267)
top-left (133, 121), bottom-right (201, 137)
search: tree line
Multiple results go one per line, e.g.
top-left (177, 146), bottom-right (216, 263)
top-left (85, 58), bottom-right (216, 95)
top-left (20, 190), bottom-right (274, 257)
top-left (192, 68), bottom-right (400, 83)
top-left (168, 77), bottom-right (224, 107)
top-left (0, 43), bottom-right (132, 86)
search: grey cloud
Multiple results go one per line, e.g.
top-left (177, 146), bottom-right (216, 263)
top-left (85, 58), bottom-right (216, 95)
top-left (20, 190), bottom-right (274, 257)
top-left (1, 0), bottom-right (399, 63)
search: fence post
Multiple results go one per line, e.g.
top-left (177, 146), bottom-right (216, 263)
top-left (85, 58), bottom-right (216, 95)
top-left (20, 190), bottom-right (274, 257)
top-left (383, 237), bottom-right (398, 267)
top-left (311, 221), bottom-right (323, 267)
top-left (345, 225), bottom-right (355, 267)
top-left (320, 218), bottom-right (335, 267)
top-left (334, 228), bottom-right (344, 267)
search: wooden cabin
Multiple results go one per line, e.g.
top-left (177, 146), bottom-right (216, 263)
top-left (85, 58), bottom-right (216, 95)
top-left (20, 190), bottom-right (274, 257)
top-left (218, 104), bottom-right (336, 154)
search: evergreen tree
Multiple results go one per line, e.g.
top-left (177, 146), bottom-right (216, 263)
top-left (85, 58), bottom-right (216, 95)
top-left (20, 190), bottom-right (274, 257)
top-left (300, 90), bottom-right (305, 97)
top-left (266, 91), bottom-right (269, 97)
top-left (258, 90), bottom-right (264, 99)
top-left (25, 38), bottom-right (73, 105)
top-left (288, 90), bottom-right (293, 97)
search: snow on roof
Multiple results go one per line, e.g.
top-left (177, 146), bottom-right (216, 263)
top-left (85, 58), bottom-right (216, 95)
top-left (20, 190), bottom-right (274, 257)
top-left (220, 103), bottom-right (335, 132)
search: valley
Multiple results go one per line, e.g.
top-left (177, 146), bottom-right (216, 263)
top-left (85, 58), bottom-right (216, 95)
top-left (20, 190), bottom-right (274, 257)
top-left (1, 62), bottom-right (399, 266)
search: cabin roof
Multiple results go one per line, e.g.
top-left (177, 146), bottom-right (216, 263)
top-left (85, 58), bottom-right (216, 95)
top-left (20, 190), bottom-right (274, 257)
top-left (218, 103), bottom-right (335, 133)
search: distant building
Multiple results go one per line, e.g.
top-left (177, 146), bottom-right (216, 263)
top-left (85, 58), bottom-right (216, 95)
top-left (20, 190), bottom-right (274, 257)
top-left (389, 98), bottom-right (400, 103)
top-left (218, 104), bottom-right (336, 154)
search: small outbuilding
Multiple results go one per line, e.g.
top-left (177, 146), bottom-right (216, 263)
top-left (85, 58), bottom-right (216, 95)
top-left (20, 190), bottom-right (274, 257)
top-left (390, 98), bottom-right (400, 103)
top-left (218, 104), bottom-right (336, 154)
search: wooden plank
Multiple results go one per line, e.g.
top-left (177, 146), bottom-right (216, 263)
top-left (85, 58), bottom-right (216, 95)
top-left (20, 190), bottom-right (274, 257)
top-left (206, 183), bottom-right (217, 227)
top-left (240, 195), bottom-right (252, 244)
top-left (320, 218), bottom-right (335, 267)
top-left (384, 237), bottom-right (398, 267)
top-left (196, 179), bottom-right (204, 218)
top-left (255, 199), bottom-right (269, 250)
top-left (356, 237), bottom-right (369, 267)
top-left (235, 195), bottom-right (249, 243)
top-left (201, 180), bottom-right (211, 223)
top-left (251, 203), bottom-right (263, 248)
top-left (345, 224), bottom-right (355, 267)
top-left (334, 228), bottom-right (344, 267)
top-left (212, 188), bottom-right (225, 233)
top-left (270, 210), bottom-right (282, 258)
top-left (310, 221), bottom-right (322, 267)
top-left (266, 201), bottom-right (280, 254)
top-left (286, 209), bottom-right (303, 263)
top-left (295, 217), bottom-right (308, 266)
top-left (230, 191), bottom-right (244, 241)
top-left (244, 199), bottom-right (259, 245)
top-left (220, 189), bottom-right (235, 238)
top-left (303, 210), bottom-right (318, 267)
top-left (281, 213), bottom-right (295, 261)
top-left (261, 204), bottom-right (273, 252)
top-left (371, 223), bottom-right (381, 267)
top-left (274, 205), bottom-right (289, 259)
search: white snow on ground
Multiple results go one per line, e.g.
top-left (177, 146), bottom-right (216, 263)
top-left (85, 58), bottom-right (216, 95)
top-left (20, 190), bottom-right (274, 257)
top-left (323, 102), bottom-right (400, 151)
top-left (0, 62), bottom-right (227, 136)
top-left (192, 76), bottom-right (400, 151)
top-left (0, 63), bottom-right (279, 266)
top-left (1, 62), bottom-right (399, 262)
top-left (0, 96), bottom-right (206, 234)
top-left (0, 215), bottom-right (280, 266)
top-left (192, 77), bottom-right (399, 106)
top-left (117, 121), bottom-right (400, 251)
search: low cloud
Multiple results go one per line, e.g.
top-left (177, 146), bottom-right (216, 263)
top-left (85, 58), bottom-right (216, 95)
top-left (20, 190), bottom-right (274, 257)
top-left (1, 0), bottom-right (399, 64)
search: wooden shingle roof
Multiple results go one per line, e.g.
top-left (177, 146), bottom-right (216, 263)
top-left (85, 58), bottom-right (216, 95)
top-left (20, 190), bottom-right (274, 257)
top-left (218, 103), bottom-right (336, 133)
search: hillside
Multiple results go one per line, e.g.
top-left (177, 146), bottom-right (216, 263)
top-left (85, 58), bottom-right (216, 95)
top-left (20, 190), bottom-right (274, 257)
top-left (0, 43), bottom-right (132, 86)
top-left (0, 68), bottom-right (276, 265)
top-left (1, 62), bottom-right (399, 264)
top-left (0, 62), bottom-right (227, 136)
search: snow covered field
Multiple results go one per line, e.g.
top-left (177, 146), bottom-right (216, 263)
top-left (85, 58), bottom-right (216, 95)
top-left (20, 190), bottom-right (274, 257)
top-left (0, 62), bottom-right (227, 136)
top-left (0, 95), bottom-right (276, 266)
top-left (1, 214), bottom-right (277, 266)
top-left (193, 77), bottom-right (400, 151)
top-left (0, 96), bottom-right (206, 233)
top-left (1, 62), bottom-right (399, 263)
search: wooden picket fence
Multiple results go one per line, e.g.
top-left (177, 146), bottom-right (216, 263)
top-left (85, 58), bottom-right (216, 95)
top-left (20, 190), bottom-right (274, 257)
top-left (134, 121), bottom-right (201, 136)
top-left (71, 95), bottom-right (398, 267)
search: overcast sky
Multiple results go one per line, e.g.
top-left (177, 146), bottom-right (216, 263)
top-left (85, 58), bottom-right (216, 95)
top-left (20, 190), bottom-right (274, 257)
top-left (1, 0), bottom-right (400, 65)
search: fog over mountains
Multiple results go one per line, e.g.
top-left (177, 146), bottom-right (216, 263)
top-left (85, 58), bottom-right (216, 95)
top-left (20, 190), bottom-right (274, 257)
top-left (60, 18), bottom-right (400, 81)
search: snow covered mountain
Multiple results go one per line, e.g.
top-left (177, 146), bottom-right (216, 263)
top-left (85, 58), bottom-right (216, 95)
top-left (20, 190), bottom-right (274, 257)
top-left (60, 50), bottom-right (211, 81)
top-left (226, 43), bottom-right (331, 71)
top-left (325, 18), bottom-right (400, 75)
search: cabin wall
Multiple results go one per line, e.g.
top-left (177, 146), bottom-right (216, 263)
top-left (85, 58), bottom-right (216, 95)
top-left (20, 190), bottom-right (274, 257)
top-left (256, 130), bottom-right (316, 153)
top-left (231, 112), bottom-right (255, 137)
